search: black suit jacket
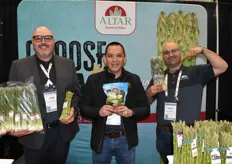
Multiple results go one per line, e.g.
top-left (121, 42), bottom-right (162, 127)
top-left (9, 55), bottom-right (81, 149)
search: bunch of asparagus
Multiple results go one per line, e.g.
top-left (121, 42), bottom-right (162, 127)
top-left (181, 126), bottom-right (198, 164)
top-left (203, 131), bottom-right (220, 164)
top-left (172, 120), bottom-right (186, 164)
top-left (59, 91), bottom-right (74, 120)
top-left (0, 84), bottom-right (43, 135)
top-left (172, 120), bottom-right (232, 164)
top-left (150, 57), bottom-right (165, 86)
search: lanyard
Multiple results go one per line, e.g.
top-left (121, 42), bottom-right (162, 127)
top-left (40, 63), bottom-right (53, 87)
top-left (165, 70), bottom-right (182, 102)
top-left (40, 63), bottom-right (52, 78)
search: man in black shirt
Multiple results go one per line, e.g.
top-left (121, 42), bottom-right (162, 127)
top-left (80, 42), bottom-right (150, 164)
top-left (8, 26), bottom-right (82, 164)
top-left (146, 42), bottom-right (228, 164)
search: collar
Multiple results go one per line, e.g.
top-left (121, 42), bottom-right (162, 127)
top-left (36, 55), bottom-right (54, 65)
top-left (104, 66), bottom-right (128, 80)
top-left (165, 65), bottom-right (185, 75)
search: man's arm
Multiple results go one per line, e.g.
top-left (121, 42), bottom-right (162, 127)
top-left (79, 75), bottom-right (102, 120)
top-left (146, 79), bottom-right (164, 105)
top-left (127, 75), bottom-right (150, 120)
top-left (185, 47), bottom-right (228, 76)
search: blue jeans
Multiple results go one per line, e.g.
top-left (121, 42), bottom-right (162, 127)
top-left (92, 136), bottom-right (135, 164)
top-left (156, 126), bottom-right (173, 164)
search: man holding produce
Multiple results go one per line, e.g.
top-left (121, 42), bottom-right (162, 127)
top-left (146, 42), bottom-right (228, 164)
top-left (80, 42), bottom-right (150, 164)
top-left (8, 26), bottom-right (82, 164)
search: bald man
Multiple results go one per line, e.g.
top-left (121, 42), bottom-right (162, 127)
top-left (146, 42), bottom-right (228, 164)
top-left (9, 26), bottom-right (82, 164)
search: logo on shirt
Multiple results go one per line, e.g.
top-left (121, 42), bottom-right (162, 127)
top-left (181, 75), bottom-right (189, 80)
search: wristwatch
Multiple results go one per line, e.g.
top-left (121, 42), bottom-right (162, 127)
top-left (199, 46), bottom-right (205, 55)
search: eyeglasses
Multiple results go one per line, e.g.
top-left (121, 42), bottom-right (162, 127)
top-left (32, 35), bottom-right (53, 42)
top-left (162, 48), bottom-right (180, 56)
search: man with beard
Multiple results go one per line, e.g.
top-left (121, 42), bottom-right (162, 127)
top-left (8, 26), bottom-right (82, 164)
top-left (146, 42), bottom-right (228, 164)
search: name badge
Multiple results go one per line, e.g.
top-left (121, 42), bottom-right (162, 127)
top-left (44, 90), bottom-right (57, 113)
top-left (164, 102), bottom-right (177, 120)
top-left (106, 114), bottom-right (121, 125)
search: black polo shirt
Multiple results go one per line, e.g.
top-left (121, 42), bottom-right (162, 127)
top-left (36, 56), bottom-right (58, 122)
top-left (147, 64), bottom-right (215, 125)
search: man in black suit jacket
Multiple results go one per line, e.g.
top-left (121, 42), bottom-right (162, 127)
top-left (8, 26), bottom-right (81, 164)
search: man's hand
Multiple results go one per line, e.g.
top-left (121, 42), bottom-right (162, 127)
top-left (60, 107), bottom-right (75, 124)
top-left (114, 106), bottom-right (133, 118)
top-left (183, 46), bottom-right (228, 76)
top-left (99, 105), bottom-right (114, 117)
top-left (183, 47), bottom-right (203, 60)
top-left (146, 83), bottom-right (164, 97)
top-left (8, 130), bottom-right (33, 137)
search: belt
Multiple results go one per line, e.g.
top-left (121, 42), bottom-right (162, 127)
top-left (157, 124), bottom-right (173, 131)
top-left (104, 131), bottom-right (125, 138)
top-left (47, 120), bottom-right (59, 129)
top-left (157, 123), bottom-right (194, 131)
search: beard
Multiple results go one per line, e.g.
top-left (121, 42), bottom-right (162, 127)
top-left (39, 52), bottom-right (51, 57)
top-left (34, 44), bottom-right (53, 58)
top-left (164, 56), bottom-right (182, 68)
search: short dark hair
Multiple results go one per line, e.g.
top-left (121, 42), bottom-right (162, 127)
top-left (105, 42), bottom-right (126, 56)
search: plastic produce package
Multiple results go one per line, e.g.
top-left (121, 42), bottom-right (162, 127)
top-left (59, 91), bottom-right (74, 120)
top-left (0, 88), bottom-right (8, 135)
top-left (0, 77), bottom-right (43, 135)
top-left (103, 82), bottom-right (128, 106)
top-left (150, 57), bottom-right (165, 85)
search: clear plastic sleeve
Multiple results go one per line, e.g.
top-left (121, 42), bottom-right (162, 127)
top-left (0, 77), bottom-right (43, 135)
top-left (150, 57), bottom-right (165, 85)
top-left (59, 91), bottom-right (74, 120)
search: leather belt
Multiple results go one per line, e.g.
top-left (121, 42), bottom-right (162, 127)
top-left (47, 120), bottom-right (59, 129)
top-left (157, 123), bottom-right (194, 131)
top-left (157, 124), bottom-right (173, 131)
top-left (104, 131), bottom-right (125, 138)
